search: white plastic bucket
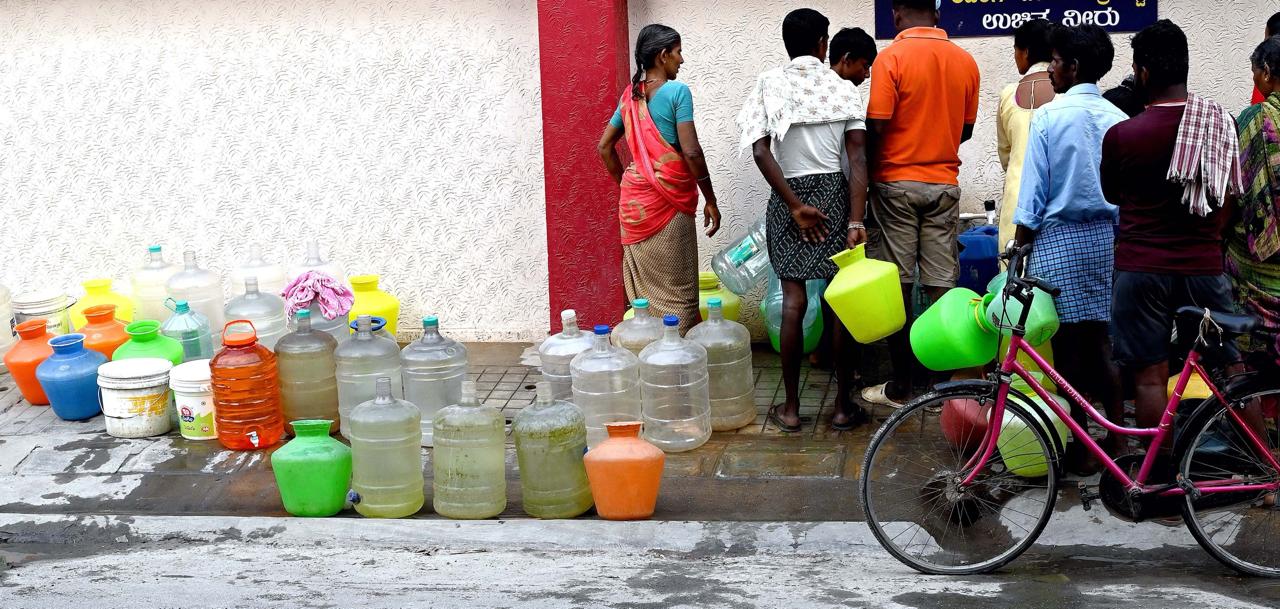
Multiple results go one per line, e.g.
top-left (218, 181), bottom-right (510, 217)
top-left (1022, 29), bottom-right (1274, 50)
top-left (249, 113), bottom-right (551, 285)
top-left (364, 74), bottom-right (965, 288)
top-left (13, 290), bottom-right (75, 335)
top-left (171, 359), bottom-right (217, 441)
top-left (97, 358), bottom-right (174, 438)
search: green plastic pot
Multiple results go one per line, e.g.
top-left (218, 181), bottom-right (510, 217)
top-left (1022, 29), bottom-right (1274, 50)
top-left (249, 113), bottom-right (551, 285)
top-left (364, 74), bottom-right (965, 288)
top-left (984, 275), bottom-right (1060, 347)
top-left (113, 320), bottom-right (184, 365)
top-left (909, 288), bottom-right (999, 371)
top-left (271, 419), bottom-right (352, 517)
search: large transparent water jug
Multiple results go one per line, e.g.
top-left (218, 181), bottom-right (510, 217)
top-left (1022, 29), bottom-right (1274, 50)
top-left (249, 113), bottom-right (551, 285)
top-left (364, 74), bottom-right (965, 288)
top-left (639, 315), bottom-right (711, 453)
top-left (288, 302), bottom-right (350, 343)
top-left (687, 298), bottom-right (755, 431)
top-left (132, 245), bottom-right (179, 323)
top-left (348, 376), bottom-right (424, 518)
top-left (166, 251), bottom-right (225, 345)
top-left (160, 299), bottom-right (214, 362)
top-left (224, 278), bottom-right (288, 350)
top-left (335, 315), bottom-right (403, 434)
top-left (287, 240), bottom-right (345, 284)
top-left (710, 217), bottom-right (770, 295)
top-left (761, 271), bottom-right (826, 354)
top-left (513, 382), bottom-right (593, 519)
top-left (538, 309), bottom-right (594, 401)
top-left (612, 299), bottom-right (664, 357)
top-left (230, 246), bottom-right (288, 298)
top-left (275, 308), bottom-right (340, 434)
top-left (433, 380), bottom-right (507, 519)
top-left (401, 316), bottom-right (468, 447)
top-left (570, 325), bottom-right (642, 448)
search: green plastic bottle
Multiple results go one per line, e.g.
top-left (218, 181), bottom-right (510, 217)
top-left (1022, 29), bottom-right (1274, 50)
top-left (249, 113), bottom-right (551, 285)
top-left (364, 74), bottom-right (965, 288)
top-left (113, 320), bottom-right (184, 365)
top-left (349, 377), bottom-right (424, 518)
top-left (270, 419), bottom-right (352, 517)
top-left (433, 380), bottom-right (507, 519)
top-left (513, 382), bottom-right (593, 519)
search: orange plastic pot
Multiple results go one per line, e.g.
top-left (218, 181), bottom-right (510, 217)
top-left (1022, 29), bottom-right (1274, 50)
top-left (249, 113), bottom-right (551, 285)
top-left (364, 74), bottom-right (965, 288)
top-left (939, 398), bottom-right (989, 452)
top-left (80, 304), bottom-right (130, 359)
top-left (3, 320), bottom-right (56, 404)
top-left (583, 421), bottom-right (665, 520)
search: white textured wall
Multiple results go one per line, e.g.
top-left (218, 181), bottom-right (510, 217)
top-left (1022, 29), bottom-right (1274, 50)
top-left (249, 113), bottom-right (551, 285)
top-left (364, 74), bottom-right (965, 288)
top-left (0, 0), bottom-right (548, 342)
top-left (629, 0), bottom-right (1262, 337)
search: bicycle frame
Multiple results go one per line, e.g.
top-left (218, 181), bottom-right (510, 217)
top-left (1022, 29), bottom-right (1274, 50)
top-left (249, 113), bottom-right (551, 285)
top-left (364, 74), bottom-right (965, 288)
top-left (960, 331), bottom-right (1280, 497)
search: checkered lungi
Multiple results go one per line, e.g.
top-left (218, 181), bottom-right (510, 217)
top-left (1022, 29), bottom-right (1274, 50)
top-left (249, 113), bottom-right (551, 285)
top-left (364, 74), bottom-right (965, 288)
top-left (1026, 220), bottom-right (1115, 324)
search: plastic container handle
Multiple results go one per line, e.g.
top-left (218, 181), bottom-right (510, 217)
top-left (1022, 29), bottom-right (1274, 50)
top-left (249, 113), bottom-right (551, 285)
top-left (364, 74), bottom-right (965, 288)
top-left (221, 319), bottom-right (258, 341)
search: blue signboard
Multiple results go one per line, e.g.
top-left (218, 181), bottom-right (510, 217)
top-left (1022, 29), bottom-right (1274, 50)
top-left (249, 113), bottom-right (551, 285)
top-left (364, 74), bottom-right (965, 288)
top-left (875, 0), bottom-right (1159, 40)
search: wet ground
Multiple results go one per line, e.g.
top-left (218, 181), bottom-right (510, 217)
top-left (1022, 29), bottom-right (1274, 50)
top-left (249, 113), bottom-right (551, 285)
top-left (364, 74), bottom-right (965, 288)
top-left (0, 343), bottom-right (1275, 607)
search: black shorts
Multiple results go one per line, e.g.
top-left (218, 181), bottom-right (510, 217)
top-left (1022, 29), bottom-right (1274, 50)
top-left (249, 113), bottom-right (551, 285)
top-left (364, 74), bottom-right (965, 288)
top-left (1111, 271), bottom-right (1239, 369)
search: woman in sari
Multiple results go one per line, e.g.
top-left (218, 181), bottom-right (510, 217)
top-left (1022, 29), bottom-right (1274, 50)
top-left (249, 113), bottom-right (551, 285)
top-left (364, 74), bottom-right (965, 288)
top-left (1231, 35), bottom-right (1280, 363)
top-left (597, 24), bottom-right (721, 333)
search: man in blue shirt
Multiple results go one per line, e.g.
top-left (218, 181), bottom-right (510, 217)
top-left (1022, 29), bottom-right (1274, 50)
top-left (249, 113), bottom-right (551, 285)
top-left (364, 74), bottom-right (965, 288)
top-left (1013, 24), bottom-right (1127, 473)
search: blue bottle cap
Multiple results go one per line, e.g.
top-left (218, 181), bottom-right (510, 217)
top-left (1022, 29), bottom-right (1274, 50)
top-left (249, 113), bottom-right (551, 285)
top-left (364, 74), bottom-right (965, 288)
top-left (708, 297), bottom-right (722, 308)
top-left (148, 245), bottom-right (162, 253)
top-left (296, 308), bottom-right (311, 319)
top-left (633, 298), bottom-right (649, 308)
top-left (663, 314), bottom-right (678, 326)
top-left (593, 324), bottom-right (611, 335)
top-left (423, 315), bottom-right (439, 328)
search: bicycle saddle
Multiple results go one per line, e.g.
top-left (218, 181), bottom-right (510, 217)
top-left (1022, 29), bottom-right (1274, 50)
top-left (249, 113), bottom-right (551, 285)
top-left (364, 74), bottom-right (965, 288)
top-left (1175, 306), bottom-right (1257, 337)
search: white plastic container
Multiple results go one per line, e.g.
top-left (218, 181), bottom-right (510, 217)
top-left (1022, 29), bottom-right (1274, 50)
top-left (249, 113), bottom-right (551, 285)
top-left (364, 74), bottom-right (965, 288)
top-left (170, 359), bottom-right (217, 440)
top-left (612, 299), bottom-right (664, 357)
top-left (166, 251), bottom-right (225, 345)
top-left (570, 325), bottom-right (642, 448)
top-left (12, 290), bottom-right (75, 335)
top-left (401, 316), bottom-right (468, 447)
top-left (710, 217), bottom-right (770, 295)
top-left (687, 298), bottom-right (755, 431)
top-left (131, 245), bottom-right (180, 323)
top-left (97, 358), bottom-right (175, 438)
top-left (230, 246), bottom-right (288, 298)
top-left (287, 240), bottom-right (345, 284)
top-left (639, 314), bottom-right (711, 453)
top-left (224, 277), bottom-right (288, 350)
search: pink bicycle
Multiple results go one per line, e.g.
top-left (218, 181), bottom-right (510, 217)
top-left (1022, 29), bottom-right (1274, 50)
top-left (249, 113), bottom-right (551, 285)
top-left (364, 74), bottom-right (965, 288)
top-left (860, 245), bottom-right (1280, 576)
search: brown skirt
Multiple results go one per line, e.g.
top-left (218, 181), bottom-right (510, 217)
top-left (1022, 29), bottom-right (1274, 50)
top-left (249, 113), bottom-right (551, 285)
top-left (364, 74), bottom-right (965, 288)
top-left (622, 212), bottom-right (700, 334)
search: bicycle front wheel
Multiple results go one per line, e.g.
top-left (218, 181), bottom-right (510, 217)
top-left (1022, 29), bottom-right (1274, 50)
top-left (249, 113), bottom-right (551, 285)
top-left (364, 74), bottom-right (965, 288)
top-left (1179, 395), bottom-right (1280, 577)
top-left (860, 388), bottom-right (1059, 575)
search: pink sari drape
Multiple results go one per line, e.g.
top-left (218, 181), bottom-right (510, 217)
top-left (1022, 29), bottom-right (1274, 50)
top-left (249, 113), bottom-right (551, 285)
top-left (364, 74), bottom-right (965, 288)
top-left (618, 84), bottom-right (699, 245)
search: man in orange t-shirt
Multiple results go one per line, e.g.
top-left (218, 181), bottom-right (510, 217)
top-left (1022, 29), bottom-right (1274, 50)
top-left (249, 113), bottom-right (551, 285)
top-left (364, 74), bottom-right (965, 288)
top-left (861, 0), bottom-right (980, 408)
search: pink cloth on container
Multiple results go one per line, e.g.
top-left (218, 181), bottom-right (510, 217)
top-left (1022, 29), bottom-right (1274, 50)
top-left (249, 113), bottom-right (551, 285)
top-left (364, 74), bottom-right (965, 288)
top-left (282, 271), bottom-right (354, 320)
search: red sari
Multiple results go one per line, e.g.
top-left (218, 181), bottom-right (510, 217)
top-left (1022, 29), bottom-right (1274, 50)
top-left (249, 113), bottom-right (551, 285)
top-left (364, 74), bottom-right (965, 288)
top-left (617, 83), bottom-right (699, 245)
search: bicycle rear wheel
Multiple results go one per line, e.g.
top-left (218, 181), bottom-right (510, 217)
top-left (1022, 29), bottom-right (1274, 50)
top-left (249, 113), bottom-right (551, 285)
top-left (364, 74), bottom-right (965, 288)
top-left (1179, 393), bottom-right (1280, 577)
top-left (860, 388), bottom-right (1058, 575)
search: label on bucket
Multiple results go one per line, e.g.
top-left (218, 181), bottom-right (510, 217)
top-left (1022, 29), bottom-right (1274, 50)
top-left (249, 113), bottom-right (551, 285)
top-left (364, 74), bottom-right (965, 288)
top-left (177, 393), bottom-right (217, 440)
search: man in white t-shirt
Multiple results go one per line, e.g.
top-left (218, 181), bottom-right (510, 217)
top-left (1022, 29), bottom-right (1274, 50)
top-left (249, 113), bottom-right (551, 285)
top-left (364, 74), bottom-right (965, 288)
top-left (736, 10), bottom-right (874, 432)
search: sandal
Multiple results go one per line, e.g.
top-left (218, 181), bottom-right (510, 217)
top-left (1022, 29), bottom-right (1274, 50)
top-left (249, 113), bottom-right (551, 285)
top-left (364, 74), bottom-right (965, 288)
top-left (831, 407), bottom-right (870, 432)
top-left (767, 404), bottom-right (803, 433)
top-left (861, 383), bottom-right (905, 410)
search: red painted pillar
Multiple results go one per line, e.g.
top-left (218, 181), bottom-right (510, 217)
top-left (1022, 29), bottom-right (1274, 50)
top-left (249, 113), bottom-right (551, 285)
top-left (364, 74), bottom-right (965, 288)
top-left (536, 0), bottom-right (630, 333)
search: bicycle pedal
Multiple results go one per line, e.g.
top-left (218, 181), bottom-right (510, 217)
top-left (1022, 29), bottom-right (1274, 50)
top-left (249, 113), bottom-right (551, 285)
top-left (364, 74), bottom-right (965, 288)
top-left (1175, 474), bottom-right (1202, 501)
top-left (1078, 482), bottom-right (1101, 511)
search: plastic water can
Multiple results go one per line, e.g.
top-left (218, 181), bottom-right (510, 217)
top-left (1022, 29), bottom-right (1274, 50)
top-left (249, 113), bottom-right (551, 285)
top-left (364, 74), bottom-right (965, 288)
top-left (166, 251), bottom-right (225, 345)
top-left (271, 419), bottom-right (352, 517)
top-left (697, 272), bottom-right (741, 322)
top-left (170, 359), bottom-right (217, 440)
top-left (210, 320), bottom-right (285, 450)
top-left (70, 279), bottom-right (133, 329)
top-left (710, 218), bottom-right (770, 295)
top-left (538, 310), bottom-right (594, 401)
top-left (132, 245), bottom-right (179, 323)
top-left (998, 377), bottom-right (1071, 477)
top-left (612, 299), bottom-right (664, 357)
top-left (687, 298), bottom-right (754, 431)
top-left (910, 288), bottom-right (999, 371)
top-left (225, 277), bottom-right (288, 350)
top-left (583, 422), bottom-right (665, 520)
top-left (513, 382), bottom-right (593, 519)
top-left (824, 245), bottom-right (906, 344)
top-left (275, 309), bottom-right (340, 434)
top-left (230, 246), bottom-right (288, 298)
top-left (639, 315), bottom-right (711, 453)
top-left (161, 299), bottom-right (214, 362)
top-left (433, 380), bottom-right (507, 519)
top-left (79, 304), bottom-right (129, 359)
top-left (985, 274), bottom-right (1060, 347)
top-left (4, 320), bottom-right (55, 404)
top-left (571, 325), bottom-right (642, 447)
top-left (957, 225), bottom-right (1000, 293)
top-left (348, 274), bottom-right (400, 337)
top-left (288, 240), bottom-right (345, 284)
top-left (97, 358), bottom-right (174, 437)
top-left (289, 302), bottom-right (350, 343)
top-left (761, 271), bottom-right (825, 354)
top-left (401, 316), bottom-right (468, 447)
top-left (349, 377), bottom-right (424, 518)
top-left (336, 315), bottom-right (403, 434)
top-left (37, 334), bottom-right (108, 421)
